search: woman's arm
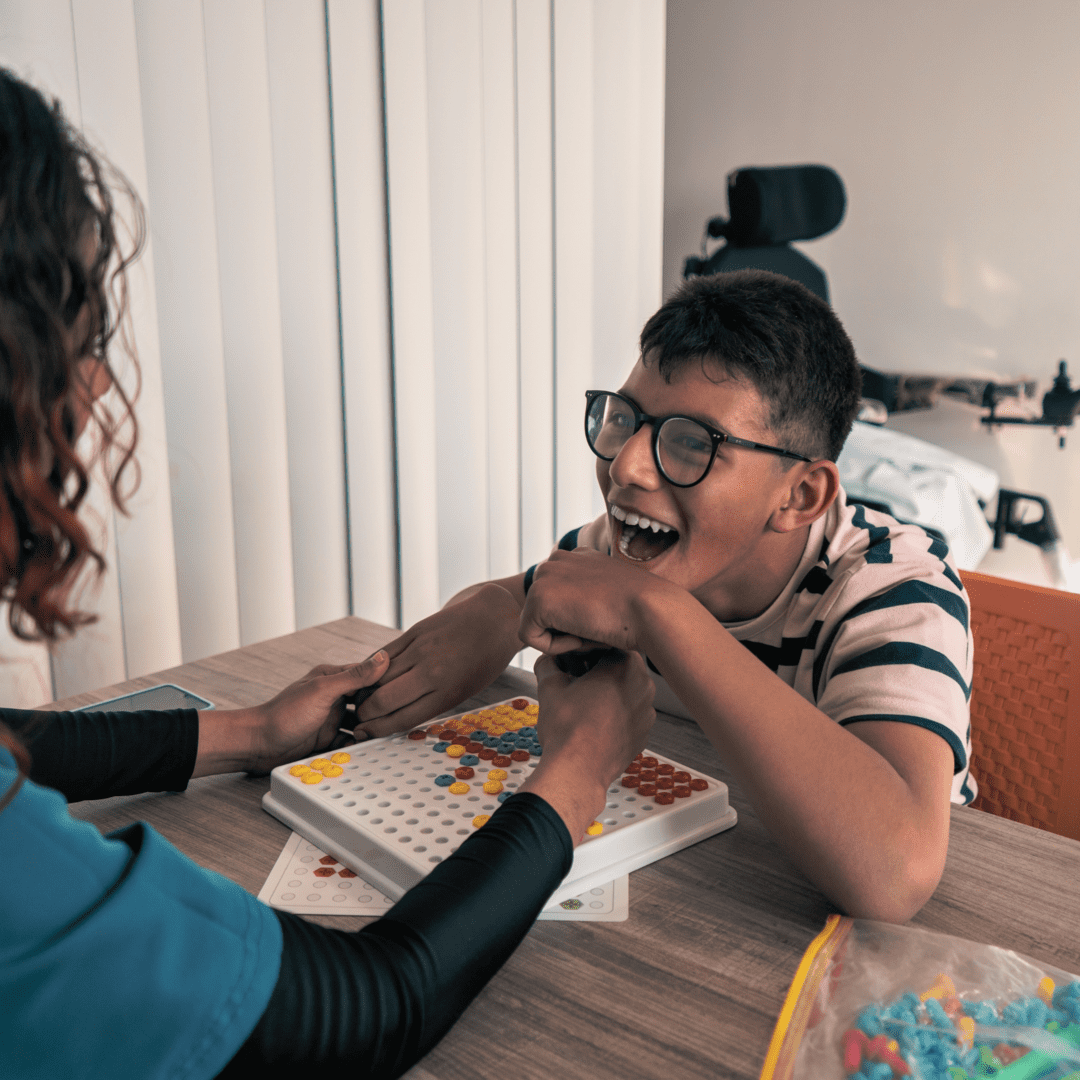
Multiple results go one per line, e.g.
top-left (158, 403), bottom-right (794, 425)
top-left (3, 651), bottom-right (392, 802)
top-left (3, 708), bottom-right (200, 802)
top-left (3, 650), bottom-right (651, 1078)
top-left (223, 793), bottom-right (570, 1079)
top-left (222, 651), bottom-right (655, 1077)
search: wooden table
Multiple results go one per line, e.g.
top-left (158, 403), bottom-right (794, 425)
top-left (59, 616), bottom-right (1080, 1080)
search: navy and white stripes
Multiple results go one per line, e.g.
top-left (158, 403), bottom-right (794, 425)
top-left (570, 488), bottom-right (977, 805)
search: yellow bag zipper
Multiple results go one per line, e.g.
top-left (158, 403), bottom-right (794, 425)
top-left (760, 914), bottom-right (853, 1080)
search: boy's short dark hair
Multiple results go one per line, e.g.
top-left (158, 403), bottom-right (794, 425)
top-left (639, 270), bottom-right (861, 462)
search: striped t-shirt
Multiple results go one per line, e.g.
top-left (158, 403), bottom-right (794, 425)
top-left (564, 487), bottom-right (976, 804)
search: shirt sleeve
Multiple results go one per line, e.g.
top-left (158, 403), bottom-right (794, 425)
top-left (814, 569), bottom-right (974, 783)
top-left (220, 792), bottom-right (572, 1078)
top-left (1, 707), bottom-right (199, 802)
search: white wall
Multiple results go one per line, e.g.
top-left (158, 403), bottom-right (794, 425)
top-left (0, 0), bottom-right (666, 705)
top-left (664, 0), bottom-right (1080, 578)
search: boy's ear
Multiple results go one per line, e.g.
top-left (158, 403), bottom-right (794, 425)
top-left (771, 460), bottom-right (840, 533)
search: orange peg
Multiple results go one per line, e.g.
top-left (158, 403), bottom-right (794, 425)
top-left (941, 996), bottom-right (965, 1019)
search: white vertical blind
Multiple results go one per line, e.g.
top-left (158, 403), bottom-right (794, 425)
top-left (381, 0), bottom-right (441, 628)
top-left (265, 0), bottom-right (352, 631)
top-left (425, 0), bottom-right (494, 604)
top-left (515, 0), bottom-right (557, 570)
top-left (202, 0), bottom-right (297, 646)
top-left (0, 0), bottom-right (80, 105)
top-left (0, 0), bottom-right (665, 707)
top-left (592, 0), bottom-right (666, 393)
top-left (70, 0), bottom-right (183, 683)
top-left (552, 0), bottom-right (600, 541)
top-left (326, 0), bottom-right (398, 630)
top-left (481, 0), bottom-right (523, 582)
top-left (133, 0), bottom-right (242, 662)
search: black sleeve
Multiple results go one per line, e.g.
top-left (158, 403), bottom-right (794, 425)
top-left (220, 792), bottom-right (572, 1079)
top-left (0, 708), bottom-right (199, 802)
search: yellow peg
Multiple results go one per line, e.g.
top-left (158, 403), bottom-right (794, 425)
top-left (920, 973), bottom-right (956, 1002)
top-left (1037, 976), bottom-right (1055, 1006)
top-left (958, 1016), bottom-right (975, 1051)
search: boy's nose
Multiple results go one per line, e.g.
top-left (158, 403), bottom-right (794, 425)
top-left (608, 424), bottom-right (662, 490)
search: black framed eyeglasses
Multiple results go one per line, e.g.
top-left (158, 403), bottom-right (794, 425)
top-left (584, 390), bottom-right (811, 488)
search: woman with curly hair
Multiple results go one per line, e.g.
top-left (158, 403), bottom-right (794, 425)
top-left (0, 68), bottom-right (655, 1079)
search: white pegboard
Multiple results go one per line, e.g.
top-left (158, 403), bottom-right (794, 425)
top-left (263, 697), bottom-right (737, 906)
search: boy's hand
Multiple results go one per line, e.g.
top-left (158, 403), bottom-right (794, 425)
top-left (519, 548), bottom-right (666, 655)
top-left (519, 650), bottom-right (656, 840)
top-left (352, 583), bottom-right (523, 738)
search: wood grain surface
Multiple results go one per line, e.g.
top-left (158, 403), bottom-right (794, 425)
top-left (60, 616), bottom-right (1080, 1080)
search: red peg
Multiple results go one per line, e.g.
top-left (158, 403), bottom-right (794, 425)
top-left (842, 1029), bottom-right (868, 1072)
top-left (878, 1047), bottom-right (911, 1076)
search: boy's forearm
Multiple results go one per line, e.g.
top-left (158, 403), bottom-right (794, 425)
top-left (442, 574), bottom-right (528, 662)
top-left (632, 585), bottom-right (952, 921)
top-left (444, 572), bottom-right (528, 612)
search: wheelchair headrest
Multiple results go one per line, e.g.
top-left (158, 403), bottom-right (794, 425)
top-left (709, 165), bottom-right (846, 247)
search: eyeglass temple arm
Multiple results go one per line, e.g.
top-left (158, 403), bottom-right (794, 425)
top-left (722, 433), bottom-right (811, 462)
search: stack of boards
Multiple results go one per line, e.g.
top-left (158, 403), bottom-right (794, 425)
top-left (263, 697), bottom-right (737, 906)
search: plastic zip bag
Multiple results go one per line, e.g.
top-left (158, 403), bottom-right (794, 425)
top-left (761, 915), bottom-right (1080, 1080)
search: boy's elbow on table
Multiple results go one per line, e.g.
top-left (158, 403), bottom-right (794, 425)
top-left (834, 840), bottom-right (947, 924)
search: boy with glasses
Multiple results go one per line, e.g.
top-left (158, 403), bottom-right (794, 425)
top-left (356, 270), bottom-right (973, 922)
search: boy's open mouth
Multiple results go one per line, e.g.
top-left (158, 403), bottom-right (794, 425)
top-left (610, 504), bottom-right (679, 563)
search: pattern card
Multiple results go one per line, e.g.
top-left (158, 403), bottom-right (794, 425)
top-left (259, 831), bottom-right (628, 921)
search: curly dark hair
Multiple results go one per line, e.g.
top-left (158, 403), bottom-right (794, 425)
top-left (0, 67), bottom-right (144, 643)
top-left (639, 270), bottom-right (862, 462)
top-left (0, 69), bottom-right (145, 811)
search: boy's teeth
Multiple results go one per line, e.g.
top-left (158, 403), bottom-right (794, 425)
top-left (616, 516), bottom-right (679, 562)
top-left (610, 504), bottom-right (674, 534)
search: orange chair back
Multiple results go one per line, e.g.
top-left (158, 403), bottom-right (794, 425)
top-left (960, 569), bottom-right (1080, 842)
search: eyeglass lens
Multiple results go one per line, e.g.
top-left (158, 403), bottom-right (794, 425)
top-left (586, 393), bottom-right (715, 486)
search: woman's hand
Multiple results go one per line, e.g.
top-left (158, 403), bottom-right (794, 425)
top-left (192, 650), bottom-right (391, 777)
top-left (518, 650), bottom-right (656, 841)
